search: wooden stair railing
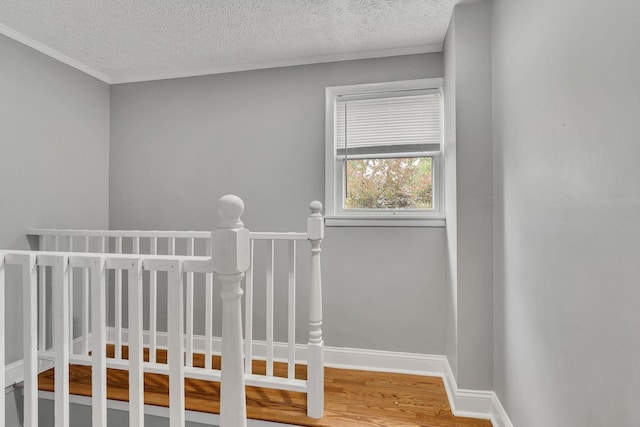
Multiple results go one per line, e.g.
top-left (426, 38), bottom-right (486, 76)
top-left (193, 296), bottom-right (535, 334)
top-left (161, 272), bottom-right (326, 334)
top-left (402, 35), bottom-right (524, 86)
top-left (0, 196), bottom-right (325, 426)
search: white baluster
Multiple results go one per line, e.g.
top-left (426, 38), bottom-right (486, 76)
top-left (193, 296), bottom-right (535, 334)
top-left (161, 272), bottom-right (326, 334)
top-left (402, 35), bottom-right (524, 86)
top-left (53, 255), bottom-right (70, 427)
top-left (244, 239), bottom-right (254, 374)
top-left (168, 237), bottom-right (175, 255)
top-left (128, 260), bottom-right (144, 427)
top-left (69, 237), bottom-right (74, 354)
top-left (186, 238), bottom-right (194, 367)
top-left (149, 237), bottom-right (158, 363)
top-left (38, 235), bottom-right (47, 350)
top-left (266, 239), bottom-right (274, 377)
top-left (288, 240), bottom-right (296, 379)
top-left (0, 255), bottom-right (4, 423)
top-left (168, 261), bottom-right (185, 427)
top-left (23, 254), bottom-right (38, 427)
top-left (205, 240), bottom-right (213, 370)
top-left (91, 257), bottom-right (107, 427)
top-left (213, 195), bottom-right (249, 427)
top-left (306, 201), bottom-right (325, 419)
top-left (82, 236), bottom-right (90, 355)
top-left (115, 236), bottom-right (123, 359)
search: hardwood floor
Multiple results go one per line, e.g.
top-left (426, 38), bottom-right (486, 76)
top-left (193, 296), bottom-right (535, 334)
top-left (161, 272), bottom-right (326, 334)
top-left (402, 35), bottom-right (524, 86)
top-left (38, 346), bottom-right (492, 427)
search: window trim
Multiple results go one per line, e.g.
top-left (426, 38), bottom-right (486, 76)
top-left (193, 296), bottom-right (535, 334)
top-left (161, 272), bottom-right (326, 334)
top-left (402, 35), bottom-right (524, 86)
top-left (325, 78), bottom-right (445, 227)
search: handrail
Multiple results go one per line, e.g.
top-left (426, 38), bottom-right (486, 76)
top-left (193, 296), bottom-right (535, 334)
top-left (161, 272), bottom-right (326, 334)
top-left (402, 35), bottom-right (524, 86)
top-left (3, 249), bottom-right (212, 263)
top-left (249, 232), bottom-right (307, 240)
top-left (27, 229), bottom-right (308, 240)
top-left (10, 197), bottom-right (325, 425)
top-left (27, 229), bottom-right (211, 239)
top-left (0, 250), bottom-right (190, 427)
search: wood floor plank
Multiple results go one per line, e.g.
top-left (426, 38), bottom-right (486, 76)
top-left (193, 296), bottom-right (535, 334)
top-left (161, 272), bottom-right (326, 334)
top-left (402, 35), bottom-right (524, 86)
top-left (38, 346), bottom-right (492, 427)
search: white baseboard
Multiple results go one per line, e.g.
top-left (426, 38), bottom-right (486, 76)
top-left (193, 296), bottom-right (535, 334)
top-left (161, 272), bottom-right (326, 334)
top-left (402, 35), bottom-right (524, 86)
top-left (5, 359), bottom-right (26, 394)
top-left (5, 358), bottom-right (55, 393)
top-left (4, 336), bottom-right (85, 393)
top-left (108, 327), bottom-right (448, 374)
top-left (25, 329), bottom-right (513, 426)
top-left (490, 392), bottom-right (514, 427)
top-left (442, 362), bottom-right (513, 427)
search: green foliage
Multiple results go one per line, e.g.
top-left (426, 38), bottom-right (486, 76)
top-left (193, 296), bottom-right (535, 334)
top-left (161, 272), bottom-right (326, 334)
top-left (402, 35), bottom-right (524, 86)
top-left (345, 157), bottom-right (433, 209)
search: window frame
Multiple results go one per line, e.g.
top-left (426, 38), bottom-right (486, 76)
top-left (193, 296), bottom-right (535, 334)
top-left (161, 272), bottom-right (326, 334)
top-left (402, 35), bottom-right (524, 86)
top-left (324, 78), bottom-right (445, 227)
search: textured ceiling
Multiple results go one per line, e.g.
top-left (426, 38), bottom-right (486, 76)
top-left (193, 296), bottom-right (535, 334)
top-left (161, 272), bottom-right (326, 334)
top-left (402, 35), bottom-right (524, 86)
top-left (0, 0), bottom-right (454, 83)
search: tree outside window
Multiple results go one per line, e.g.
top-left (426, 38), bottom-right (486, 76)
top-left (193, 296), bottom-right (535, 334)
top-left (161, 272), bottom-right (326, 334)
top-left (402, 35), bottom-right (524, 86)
top-left (345, 157), bottom-right (432, 210)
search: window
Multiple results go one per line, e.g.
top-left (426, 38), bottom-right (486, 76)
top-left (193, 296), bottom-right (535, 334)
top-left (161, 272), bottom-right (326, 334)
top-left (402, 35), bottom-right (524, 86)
top-left (325, 78), bottom-right (444, 226)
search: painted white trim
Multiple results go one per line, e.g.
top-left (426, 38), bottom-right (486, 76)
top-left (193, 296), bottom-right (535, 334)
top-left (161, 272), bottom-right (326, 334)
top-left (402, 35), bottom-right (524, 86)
top-left (5, 359), bottom-right (25, 391)
top-left (325, 217), bottom-right (446, 227)
top-left (324, 78), bottom-right (445, 222)
top-left (109, 44), bottom-right (443, 84)
top-left (4, 335), bottom-right (87, 393)
top-left (4, 358), bottom-right (54, 394)
top-left (491, 391), bottom-right (514, 427)
top-left (326, 77), bottom-right (444, 97)
top-left (108, 328), bottom-right (445, 374)
top-left (0, 22), bottom-right (111, 83)
top-left (442, 362), bottom-right (514, 427)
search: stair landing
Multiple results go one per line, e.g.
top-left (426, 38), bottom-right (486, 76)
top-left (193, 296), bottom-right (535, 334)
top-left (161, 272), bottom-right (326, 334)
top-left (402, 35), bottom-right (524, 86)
top-left (38, 347), bottom-right (492, 427)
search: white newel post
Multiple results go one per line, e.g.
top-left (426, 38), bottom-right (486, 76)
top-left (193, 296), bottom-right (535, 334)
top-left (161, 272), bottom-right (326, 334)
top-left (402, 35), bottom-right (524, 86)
top-left (213, 195), bottom-right (249, 427)
top-left (306, 201), bottom-right (325, 419)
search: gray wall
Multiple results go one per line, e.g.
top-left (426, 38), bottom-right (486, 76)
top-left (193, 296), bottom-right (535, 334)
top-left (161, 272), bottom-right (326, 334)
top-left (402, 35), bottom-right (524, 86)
top-left (492, 0), bottom-right (640, 425)
top-left (0, 32), bottom-right (111, 363)
top-left (443, 14), bottom-right (459, 379)
top-left (0, 33), bottom-right (110, 425)
top-left (443, 0), bottom-right (494, 390)
top-left (109, 54), bottom-right (447, 355)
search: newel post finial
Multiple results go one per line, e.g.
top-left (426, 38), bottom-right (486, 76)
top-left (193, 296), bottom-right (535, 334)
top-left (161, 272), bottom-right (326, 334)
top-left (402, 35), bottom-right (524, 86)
top-left (217, 194), bottom-right (245, 229)
top-left (307, 201), bottom-right (324, 241)
top-left (213, 194), bottom-right (249, 427)
top-left (309, 200), bottom-right (322, 216)
top-left (306, 200), bottom-right (324, 419)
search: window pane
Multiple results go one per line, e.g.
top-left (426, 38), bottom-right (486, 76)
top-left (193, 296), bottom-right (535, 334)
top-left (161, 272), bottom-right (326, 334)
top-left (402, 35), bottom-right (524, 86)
top-left (345, 157), bottom-right (433, 210)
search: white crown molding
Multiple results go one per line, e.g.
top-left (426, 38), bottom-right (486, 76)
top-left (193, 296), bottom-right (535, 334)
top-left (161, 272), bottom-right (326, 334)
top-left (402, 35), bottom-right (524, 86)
top-left (0, 22), bottom-right (441, 85)
top-left (108, 44), bottom-right (444, 84)
top-left (0, 22), bottom-right (111, 83)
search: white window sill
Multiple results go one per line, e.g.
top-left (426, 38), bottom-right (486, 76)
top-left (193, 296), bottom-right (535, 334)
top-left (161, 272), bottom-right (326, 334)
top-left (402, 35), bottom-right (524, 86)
top-left (325, 216), bottom-right (446, 228)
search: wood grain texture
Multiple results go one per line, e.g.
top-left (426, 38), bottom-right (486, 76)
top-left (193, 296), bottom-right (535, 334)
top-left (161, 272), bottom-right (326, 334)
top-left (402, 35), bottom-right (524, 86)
top-left (38, 346), bottom-right (492, 427)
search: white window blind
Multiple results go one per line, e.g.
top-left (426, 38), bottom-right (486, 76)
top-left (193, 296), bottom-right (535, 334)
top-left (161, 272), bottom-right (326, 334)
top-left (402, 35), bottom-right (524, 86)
top-left (336, 90), bottom-right (442, 158)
